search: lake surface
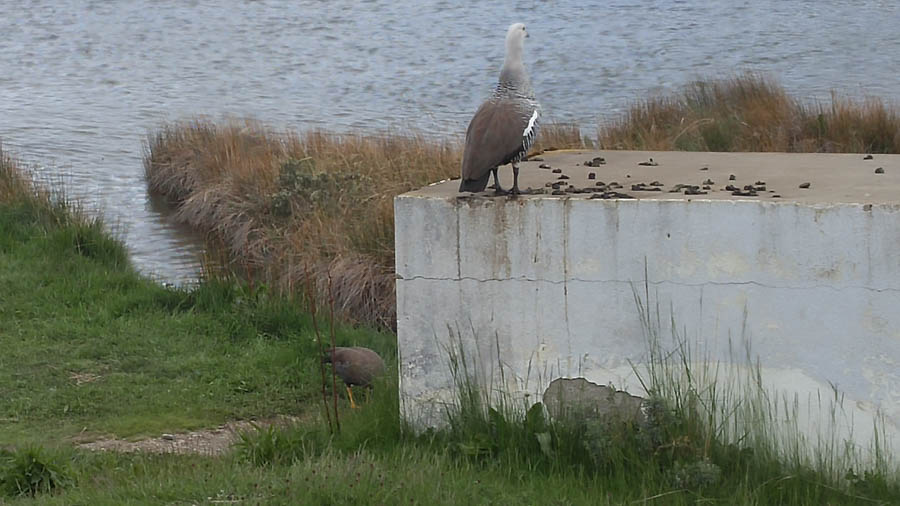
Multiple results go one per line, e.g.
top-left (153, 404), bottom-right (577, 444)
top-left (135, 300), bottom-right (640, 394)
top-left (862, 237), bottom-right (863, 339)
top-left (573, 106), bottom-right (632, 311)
top-left (2, 0), bottom-right (898, 284)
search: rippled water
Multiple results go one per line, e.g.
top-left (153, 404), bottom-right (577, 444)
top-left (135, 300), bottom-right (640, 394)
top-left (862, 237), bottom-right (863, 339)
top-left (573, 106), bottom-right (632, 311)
top-left (2, 0), bottom-right (898, 284)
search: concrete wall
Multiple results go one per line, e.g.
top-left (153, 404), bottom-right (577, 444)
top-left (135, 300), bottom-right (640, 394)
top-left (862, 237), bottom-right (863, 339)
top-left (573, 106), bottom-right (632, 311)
top-left (395, 191), bottom-right (900, 454)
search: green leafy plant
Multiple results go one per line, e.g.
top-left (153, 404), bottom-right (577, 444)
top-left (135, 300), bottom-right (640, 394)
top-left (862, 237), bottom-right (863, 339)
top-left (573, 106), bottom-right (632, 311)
top-left (671, 458), bottom-right (722, 489)
top-left (234, 424), bottom-right (322, 467)
top-left (0, 446), bottom-right (71, 498)
top-left (846, 467), bottom-right (893, 497)
top-left (270, 158), bottom-right (370, 218)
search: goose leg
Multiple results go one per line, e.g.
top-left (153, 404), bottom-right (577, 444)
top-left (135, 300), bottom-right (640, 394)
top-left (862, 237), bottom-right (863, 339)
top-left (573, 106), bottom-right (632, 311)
top-left (511, 164), bottom-right (521, 195)
top-left (347, 386), bottom-right (358, 409)
top-left (491, 167), bottom-right (508, 195)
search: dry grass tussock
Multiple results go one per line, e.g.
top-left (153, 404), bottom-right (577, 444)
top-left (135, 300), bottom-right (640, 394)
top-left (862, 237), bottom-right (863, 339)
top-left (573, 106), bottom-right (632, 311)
top-left (144, 120), bottom-right (583, 329)
top-left (600, 74), bottom-right (900, 153)
top-left (0, 143), bottom-right (40, 203)
top-left (0, 143), bottom-right (69, 216)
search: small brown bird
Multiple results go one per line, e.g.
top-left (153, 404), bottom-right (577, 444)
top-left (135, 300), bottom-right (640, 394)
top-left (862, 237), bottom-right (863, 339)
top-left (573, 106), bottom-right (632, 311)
top-left (322, 346), bottom-right (386, 409)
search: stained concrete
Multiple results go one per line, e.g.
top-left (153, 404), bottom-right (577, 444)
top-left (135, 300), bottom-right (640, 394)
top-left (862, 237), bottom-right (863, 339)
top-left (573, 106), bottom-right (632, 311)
top-left (420, 150), bottom-right (900, 203)
top-left (396, 150), bottom-right (900, 460)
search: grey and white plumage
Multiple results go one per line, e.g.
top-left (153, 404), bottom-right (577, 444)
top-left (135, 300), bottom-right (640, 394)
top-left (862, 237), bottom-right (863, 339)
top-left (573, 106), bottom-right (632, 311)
top-left (459, 22), bottom-right (541, 194)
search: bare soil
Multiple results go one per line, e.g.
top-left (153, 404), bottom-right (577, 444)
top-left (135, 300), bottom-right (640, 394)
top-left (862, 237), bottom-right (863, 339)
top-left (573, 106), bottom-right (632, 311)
top-left (75, 415), bottom-right (302, 456)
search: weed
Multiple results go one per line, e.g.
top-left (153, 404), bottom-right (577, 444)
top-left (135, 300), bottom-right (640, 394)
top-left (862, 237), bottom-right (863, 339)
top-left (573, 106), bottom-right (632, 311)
top-left (0, 446), bottom-right (71, 498)
top-left (234, 424), bottom-right (322, 467)
top-left (270, 158), bottom-right (370, 218)
top-left (671, 458), bottom-right (722, 489)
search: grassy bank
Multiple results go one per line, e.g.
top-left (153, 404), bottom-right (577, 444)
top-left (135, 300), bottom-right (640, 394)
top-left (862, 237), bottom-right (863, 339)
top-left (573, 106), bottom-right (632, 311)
top-left (144, 75), bottom-right (900, 330)
top-left (0, 145), bottom-right (393, 446)
top-left (3, 145), bottom-right (900, 504)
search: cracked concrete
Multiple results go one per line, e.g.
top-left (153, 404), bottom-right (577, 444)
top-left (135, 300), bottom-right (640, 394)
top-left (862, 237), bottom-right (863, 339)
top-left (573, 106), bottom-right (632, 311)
top-left (395, 150), bottom-right (900, 451)
top-left (399, 275), bottom-right (900, 294)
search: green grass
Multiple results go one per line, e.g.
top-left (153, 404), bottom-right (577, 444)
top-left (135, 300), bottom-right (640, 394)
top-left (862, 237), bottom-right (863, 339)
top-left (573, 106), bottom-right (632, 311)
top-left (226, 360), bottom-right (900, 505)
top-left (2, 445), bottom-right (624, 505)
top-left (224, 321), bottom-right (900, 506)
top-left (3, 147), bottom-right (900, 504)
top-left (0, 171), bottom-right (394, 446)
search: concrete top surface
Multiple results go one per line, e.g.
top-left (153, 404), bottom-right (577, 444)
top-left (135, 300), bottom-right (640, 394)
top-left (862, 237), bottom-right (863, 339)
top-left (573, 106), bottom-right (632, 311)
top-left (411, 150), bottom-right (900, 204)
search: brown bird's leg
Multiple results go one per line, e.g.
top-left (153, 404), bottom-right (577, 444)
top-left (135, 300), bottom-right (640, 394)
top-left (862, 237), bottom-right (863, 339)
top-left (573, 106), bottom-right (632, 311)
top-left (491, 167), bottom-right (508, 195)
top-left (347, 385), bottom-right (359, 409)
top-left (511, 164), bottom-right (520, 195)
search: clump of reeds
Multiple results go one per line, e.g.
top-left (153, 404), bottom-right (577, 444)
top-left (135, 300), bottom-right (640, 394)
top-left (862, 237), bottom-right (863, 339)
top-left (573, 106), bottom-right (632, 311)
top-left (1, 143), bottom-right (76, 227)
top-left (1, 145), bottom-right (24, 197)
top-left (1, 143), bottom-right (46, 206)
top-left (144, 121), bottom-right (456, 328)
top-left (532, 121), bottom-right (586, 152)
top-left (600, 74), bottom-right (900, 153)
top-left (2, 144), bottom-right (129, 269)
top-left (143, 120), bottom-right (583, 329)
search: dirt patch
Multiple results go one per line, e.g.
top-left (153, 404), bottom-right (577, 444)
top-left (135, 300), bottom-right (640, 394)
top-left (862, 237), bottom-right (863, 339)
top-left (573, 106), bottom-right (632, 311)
top-left (75, 415), bottom-right (301, 456)
top-left (69, 371), bottom-right (102, 386)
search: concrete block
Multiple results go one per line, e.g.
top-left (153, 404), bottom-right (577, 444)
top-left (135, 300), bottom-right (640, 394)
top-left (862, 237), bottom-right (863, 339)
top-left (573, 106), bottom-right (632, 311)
top-left (395, 150), bottom-right (900, 454)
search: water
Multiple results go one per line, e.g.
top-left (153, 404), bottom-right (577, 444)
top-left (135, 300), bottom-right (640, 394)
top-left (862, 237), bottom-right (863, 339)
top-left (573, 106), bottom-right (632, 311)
top-left (2, 0), bottom-right (898, 284)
